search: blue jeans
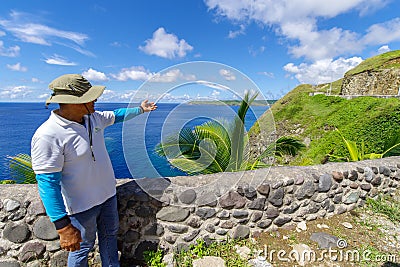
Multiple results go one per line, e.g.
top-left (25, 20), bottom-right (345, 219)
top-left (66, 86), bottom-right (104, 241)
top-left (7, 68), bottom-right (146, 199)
top-left (68, 195), bottom-right (120, 267)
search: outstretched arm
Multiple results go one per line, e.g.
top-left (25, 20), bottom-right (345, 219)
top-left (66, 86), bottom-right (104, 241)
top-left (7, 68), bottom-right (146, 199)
top-left (113, 100), bottom-right (157, 123)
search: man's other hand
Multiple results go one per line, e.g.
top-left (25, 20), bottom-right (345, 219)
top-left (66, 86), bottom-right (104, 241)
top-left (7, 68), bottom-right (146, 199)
top-left (57, 224), bottom-right (83, 251)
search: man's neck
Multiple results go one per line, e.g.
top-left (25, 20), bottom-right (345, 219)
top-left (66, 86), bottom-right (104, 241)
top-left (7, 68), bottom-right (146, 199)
top-left (55, 108), bottom-right (86, 123)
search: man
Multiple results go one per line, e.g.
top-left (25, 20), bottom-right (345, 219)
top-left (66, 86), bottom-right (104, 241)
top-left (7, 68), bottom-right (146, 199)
top-left (31, 74), bottom-right (157, 266)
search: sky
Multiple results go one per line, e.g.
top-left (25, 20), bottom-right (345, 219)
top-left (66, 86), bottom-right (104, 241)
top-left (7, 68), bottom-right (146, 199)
top-left (1, 0), bottom-right (400, 103)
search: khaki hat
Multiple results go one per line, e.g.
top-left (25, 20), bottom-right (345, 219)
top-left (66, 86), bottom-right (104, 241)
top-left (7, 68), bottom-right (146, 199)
top-left (46, 74), bottom-right (105, 104)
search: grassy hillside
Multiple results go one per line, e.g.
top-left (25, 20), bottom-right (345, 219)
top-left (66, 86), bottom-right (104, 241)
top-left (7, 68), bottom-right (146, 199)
top-left (345, 50), bottom-right (400, 76)
top-left (251, 85), bottom-right (400, 165)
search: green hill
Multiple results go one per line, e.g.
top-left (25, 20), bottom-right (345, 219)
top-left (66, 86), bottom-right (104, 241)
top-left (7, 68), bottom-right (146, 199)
top-left (251, 50), bottom-right (400, 165)
top-left (345, 50), bottom-right (400, 76)
top-left (251, 85), bottom-right (400, 165)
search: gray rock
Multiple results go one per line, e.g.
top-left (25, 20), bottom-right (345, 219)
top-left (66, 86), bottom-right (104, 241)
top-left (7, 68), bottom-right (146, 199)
top-left (27, 201), bottom-right (46, 216)
top-left (294, 176), bottom-right (304, 185)
top-left (333, 194), bottom-right (342, 204)
top-left (379, 166), bottom-right (391, 176)
top-left (165, 235), bottom-right (178, 244)
top-left (156, 206), bottom-right (190, 222)
top-left (196, 207), bottom-right (216, 219)
top-left (344, 191), bottom-right (360, 204)
top-left (50, 250), bottom-right (68, 267)
top-left (216, 210), bottom-right (230, 219)
top-left (33, 217), bottom-right (58, 240)
top-left (348, 170), bottom-right (358, 181)
top-left (45, 240), bottom-right (61, 252)
top-left (4, 199), bottom-right (20, 212)
top-left (282, 202), bottom-right (300, 214)
top-left (216, 229), bottom-right (228, 235)
top-left (3, 222), bottom-right (30, 243)
top-left (271, 181), bottom-right (283, 189)
top-left (273, 216), bottom-right (292, 227)
top-left (179, 189), bottom-right (197, 204)
top-left (250, 211), bottom-right (263, 222)
top-left (205, 224), bottom-right (215, 233)
top-left (265, 206), bottom-right (279, 219)
top-left (257, 219), bottom-right (272, 229)
top-left (332, 171), bottom-right (344, 182)
top-left (183, 229), bottom-right (200, 242)
top-left (257, 183), bottom-right (270, 196)
top-left (268, 187), bottom-right (284, 207)
top-left (219, 191), bottom-right (246, 209)
top-left (232, 210), bottom-right (249, 219)
top-left (371, 166), bottom-right (379, 174)
top-left (295, 181), bottom-right (315, 200)
top-left (187, 216), bottom-right (202, 228)
top-left (318, 174), bottom-right (332, 192)
top-left (8, 208), bottom-right (26, 221)
top-left (364, 167), bottom-right (375, 182)
top-left (371, 176), bottom-right (382, 186)
top-left (233, 225), bottom-right (250, 239)
top-left (310, 232), bottom-right (340, 249)
top-left (220, 221), bottom-right (235, 229)
top-left (248, 198), bottom-right (266, 210)
top-left (144, 223), bottom-right (164, 236)
top-left (0, 259), bottom-right (21, 267)
top-left (360, 183), bottom-right (372, 191)
top-left (168, 224), bottom-right (188, 234)
top-left (18, 241), bottom-right (46, 262)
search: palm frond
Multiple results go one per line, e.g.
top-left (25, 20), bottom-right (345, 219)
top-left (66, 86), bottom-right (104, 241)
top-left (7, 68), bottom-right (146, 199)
top-left (6, 153), bottom-right (36, 184)
top-left (227, 91), bottom-right (258, 171)
top-left (275, 136), bottom-right (306, 157)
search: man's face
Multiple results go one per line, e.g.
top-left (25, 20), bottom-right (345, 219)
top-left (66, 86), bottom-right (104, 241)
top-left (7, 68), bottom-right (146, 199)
top-left (83, 99), bottom-right (97, 114)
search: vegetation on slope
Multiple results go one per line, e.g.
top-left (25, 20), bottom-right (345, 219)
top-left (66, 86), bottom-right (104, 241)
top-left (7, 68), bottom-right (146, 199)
top-left (345, 50), bottom-right (400, 76)
top-left (251, 84), bottom-right (400, 165)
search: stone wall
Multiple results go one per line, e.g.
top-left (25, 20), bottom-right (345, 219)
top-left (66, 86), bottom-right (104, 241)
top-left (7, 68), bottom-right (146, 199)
top-left (1, 157), bottom-right (400, 266)
top-left (341, 68), bottom-right (400, 95)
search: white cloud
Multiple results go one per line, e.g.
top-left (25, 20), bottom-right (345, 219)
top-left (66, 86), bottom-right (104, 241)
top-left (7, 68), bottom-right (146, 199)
top-left (284, 56), bottom-right (363, 84)
top-left (362, 18), bottom-right (400, 45)
top-left (0, 85), bottom-right (32, 99)
top-left (205, 0), bottom-right (392, 60)
top-left (211, 90), bottom-right (221, 97)
top-left (377, 45), bottom-right (390, 54)
top-left (38, 93), bottom-right (49, 99)
top-left (0, 30), bottom-right (5, 36)
top-left (0, 40), bottom-right (20, 57)
top-left (44, 54), bottom-right (77, 66)
top-left (31, 77), bottom-right (40, 83)
top-left (6, 62), bottom-right (27, 72)
top-left (0, 11), bottom-right (91, 55)
top-left (150, 69), bottom-right (196, 83)
top-left (139, 27), bottom-right (193, 59)
top-left (258, 71), bottom-right (275, 78)
top-left (219, 69), bottom-right (236, 80)
top-left (228, 24), bottom-right (246, 39)
top-left (82, 68), bottom-right (109, 81)
top-left (111, 66), bottom-right (153, 81)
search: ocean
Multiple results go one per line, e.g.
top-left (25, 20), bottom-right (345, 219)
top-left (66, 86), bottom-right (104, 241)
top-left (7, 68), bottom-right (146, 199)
top-left (0, 102), bottom-right (268, 181)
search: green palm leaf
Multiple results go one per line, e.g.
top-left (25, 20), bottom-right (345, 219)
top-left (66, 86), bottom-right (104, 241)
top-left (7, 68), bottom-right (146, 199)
top-left (6, 153), bottom-right (36, 184)
top-left (227, 91), bottom-right (258, 171)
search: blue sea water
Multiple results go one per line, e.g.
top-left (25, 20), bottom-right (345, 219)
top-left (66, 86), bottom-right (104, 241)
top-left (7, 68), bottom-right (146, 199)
top-left (0, 102), bottom-right (268, 181)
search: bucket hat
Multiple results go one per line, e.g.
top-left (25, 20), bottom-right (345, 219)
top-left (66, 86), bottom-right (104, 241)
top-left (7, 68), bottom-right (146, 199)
top-left (46, 74), bottom-right (105, 104)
